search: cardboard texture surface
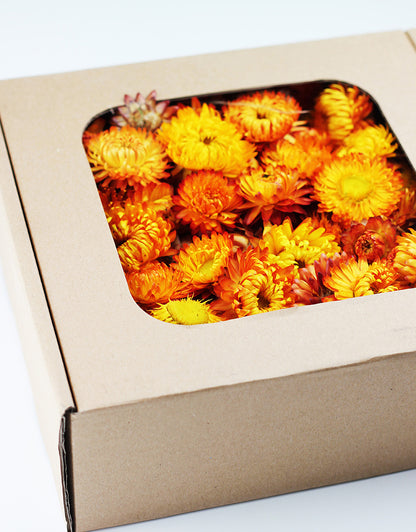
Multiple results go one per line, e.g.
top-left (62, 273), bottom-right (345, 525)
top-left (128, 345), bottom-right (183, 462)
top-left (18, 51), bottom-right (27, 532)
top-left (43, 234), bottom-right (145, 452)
top-left (0, 127), bottom-right (74, 510)
top-left (1, 30), bottom-right (416, 531)
top-left (1, 30), bottom-right (416, 413)
top-left (71, 353), bottom-right (416, 531)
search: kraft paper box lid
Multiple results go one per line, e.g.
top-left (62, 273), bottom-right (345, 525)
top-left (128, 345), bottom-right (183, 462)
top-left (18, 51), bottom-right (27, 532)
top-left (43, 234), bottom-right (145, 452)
top-left (1, 30), bottom-right (416, 414)
top-left (1, 29), bottom-right (416, 531)
top-left (0, 120), bottom-right (74, 497)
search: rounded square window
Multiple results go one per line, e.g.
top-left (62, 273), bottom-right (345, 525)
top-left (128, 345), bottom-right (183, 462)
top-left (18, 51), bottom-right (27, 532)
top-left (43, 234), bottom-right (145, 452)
top-left (83, 81), bottom-right (416, 325)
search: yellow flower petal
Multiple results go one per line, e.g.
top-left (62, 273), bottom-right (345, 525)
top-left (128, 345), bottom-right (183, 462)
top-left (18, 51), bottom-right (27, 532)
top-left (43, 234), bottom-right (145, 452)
top-left (314, 154), bottom-right (403, 224)
top-left (85, 126), bottom-right (169, 187)
top-left (393, 229), bottom-right (416, 284)
top-left (314, 84), bottom-right (372, 142)
top-left (107, 202), bottom-right (175, 270)
top-left (151, 298), bottom-right (221, 324)
top-left (224, 91), bottom-right (301, 142)
top-left (174, 170), bottom-right (242, 233)
top-left (157, 103), bottom-right (256, 177)
top-left (259, 218), bottom-right (340, 274)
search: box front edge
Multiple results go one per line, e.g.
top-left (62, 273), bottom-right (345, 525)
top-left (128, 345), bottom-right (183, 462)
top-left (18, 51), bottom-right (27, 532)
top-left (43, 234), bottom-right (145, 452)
top-left (0, 118), bottom-right (75, 526)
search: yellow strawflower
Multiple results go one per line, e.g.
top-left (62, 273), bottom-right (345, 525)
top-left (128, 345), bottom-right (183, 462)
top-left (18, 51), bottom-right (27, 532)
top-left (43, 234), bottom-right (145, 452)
top-left (314, 154), bottom-right (403, 224)
top-left (157, 103), bottom-right (255, 177)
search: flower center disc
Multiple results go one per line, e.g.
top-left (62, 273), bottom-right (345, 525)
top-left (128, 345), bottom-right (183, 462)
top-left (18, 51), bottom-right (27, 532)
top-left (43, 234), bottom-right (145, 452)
top-left (198, 258), bottom-right (215, 276)
top-left (167, 300), bottom-right (209, 325)
top-left (340, 174), bottom-right (372, 201)
top-left (257, 291), bottom-right (271, 310)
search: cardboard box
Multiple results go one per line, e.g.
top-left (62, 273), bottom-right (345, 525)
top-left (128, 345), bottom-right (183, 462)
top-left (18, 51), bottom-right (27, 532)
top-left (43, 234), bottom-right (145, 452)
top-left (1, 30), bottom-right (416, 531)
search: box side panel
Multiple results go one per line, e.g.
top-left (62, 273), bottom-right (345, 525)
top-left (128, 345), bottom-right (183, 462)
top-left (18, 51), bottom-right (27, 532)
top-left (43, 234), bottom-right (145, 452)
top-left (0, 124), bottom-right (75, 513)
top-left (71, 352), bottom-right (416, 531)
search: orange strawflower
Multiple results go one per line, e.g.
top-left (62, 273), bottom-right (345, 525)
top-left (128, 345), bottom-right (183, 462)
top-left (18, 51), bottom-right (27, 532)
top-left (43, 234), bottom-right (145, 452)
top-left (324, 258), bottom-right (398, 299)
top-left (107, 202), bottom-right (175, 271)
top-left (290, 128), bottom-right (334, 163)
top-left (173, 232), bottom-right (234, 292)
top-left (239, 167), bottom-right (313, 224)
top-left (323, 258), bottom-right (370, 299)
top-left (314, 154), bottom-right (403, 224)
top-left (390, 187), bottom-right (416, 228)
top-left (212, 247), bottom-right (268, 318)
top-left (341, 217), bottom-right (397, 263)
top-left (261, 131), bottom-right (332, 180)
top-left (151, 298), bottom-right (222, 324)
top-left (336, 125), bottom-right (397, 158)
top-left (125, 261), bottom-right (186, 307)
top-left (223, 90), bottom-right (301, 142)
top-left (213, 247), bottom-right (294, 317)
top-left (393, 229), bottom-right (416, 284)
top-left (259, 218), bottom-right (340, 274)
top-left (314, 84), bottom-right (372, 141)
top-left (85, 126), bottom-right (170, 188)
top-left (157, 103), bottom-right (256, 177)
top-left (126, 182), bottom-right (174, 213)
top-left (174, 170), bottom-right (242, 233)
top-left (309, 213), bottom-right (343, 243)
top-left (232, 264), bottom-right (294, 317)
top-left (354, 261), bottom-right (399, 295)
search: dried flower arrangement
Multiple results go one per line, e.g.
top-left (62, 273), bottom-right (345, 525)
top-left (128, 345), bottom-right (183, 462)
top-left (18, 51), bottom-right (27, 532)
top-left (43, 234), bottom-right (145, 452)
top-left (82, 83), bottom-right (416, 325)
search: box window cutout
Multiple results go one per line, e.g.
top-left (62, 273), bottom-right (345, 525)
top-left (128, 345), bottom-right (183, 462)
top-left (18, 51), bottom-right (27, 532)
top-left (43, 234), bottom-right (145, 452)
top-left (83, 81), bottom-right (416, 325)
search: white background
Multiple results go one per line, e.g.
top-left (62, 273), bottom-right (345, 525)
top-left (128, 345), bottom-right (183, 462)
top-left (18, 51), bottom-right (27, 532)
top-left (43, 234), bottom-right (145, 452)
top-left (1, 1), bottom-right (416, 531)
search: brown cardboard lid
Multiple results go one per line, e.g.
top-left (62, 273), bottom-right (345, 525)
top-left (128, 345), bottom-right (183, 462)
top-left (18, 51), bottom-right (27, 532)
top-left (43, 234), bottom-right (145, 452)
top-left (0, 124), bottom-right (74, 494)
top-left (1, 30), bottom-right (416, 412)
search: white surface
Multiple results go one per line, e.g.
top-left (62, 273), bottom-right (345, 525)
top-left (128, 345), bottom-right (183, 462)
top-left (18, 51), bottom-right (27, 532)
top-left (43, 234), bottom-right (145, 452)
top-left (1, 1), bottom-right (416, 531)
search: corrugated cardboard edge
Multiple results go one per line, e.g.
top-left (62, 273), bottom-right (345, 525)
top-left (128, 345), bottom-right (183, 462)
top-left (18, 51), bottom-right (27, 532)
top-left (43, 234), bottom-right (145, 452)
top-left (60, 409), bottom-right (75, 531)
top-left (0, 120), bottom-right (75, 529)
